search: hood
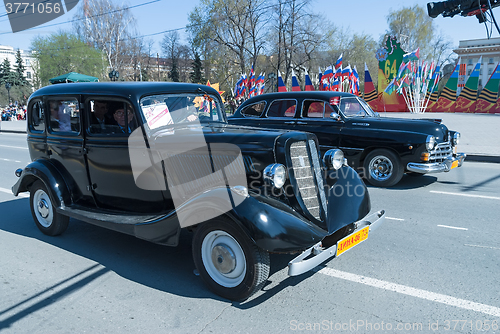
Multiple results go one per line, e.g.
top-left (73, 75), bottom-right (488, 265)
top-left (347, 116), bottom-right (449, 142)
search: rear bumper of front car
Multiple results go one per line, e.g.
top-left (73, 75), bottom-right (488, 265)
top-left (287, 210), bottom-right (385, 276)
top-left (406, 153), bottom-right (466, 174)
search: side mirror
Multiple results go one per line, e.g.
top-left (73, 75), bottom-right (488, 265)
top-left (329, 112), bottom-right (341, 121)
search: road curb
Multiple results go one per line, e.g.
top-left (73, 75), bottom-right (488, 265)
top-left (465, 155), bottom-right (500, 164)
top-left (0, 130), bottom-right (26, 134)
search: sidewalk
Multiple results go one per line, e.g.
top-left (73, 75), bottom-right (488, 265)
top-left (2, 114), bottom-right (500, 163)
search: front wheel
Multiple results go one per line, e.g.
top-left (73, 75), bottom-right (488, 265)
top-left (29, 180), bottom-right (69, 236)
top-left (363, 149), bottom-right (403, 187)
top-left (192, 217), bottom-right (270, 301)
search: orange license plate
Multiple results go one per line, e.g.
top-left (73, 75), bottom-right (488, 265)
top-left (336, 226), bottom-right (369, 257)
top-left (451, 160), bottom-right (459, 169)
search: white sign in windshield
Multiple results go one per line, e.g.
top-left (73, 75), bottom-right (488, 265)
top-left (142, 103), bottom-right (174, 129)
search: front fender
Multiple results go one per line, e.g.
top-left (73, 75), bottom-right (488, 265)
top-left (326, 165), bottom-right (370, 234)
top-left (12, 159), bottom-right (72, 209)
top-left (229, 193), bottom-right (328, 253)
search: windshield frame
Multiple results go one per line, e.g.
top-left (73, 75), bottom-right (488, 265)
top-left (139, 92), bottom-right (226, 134)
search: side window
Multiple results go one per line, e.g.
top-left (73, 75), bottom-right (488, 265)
top-left (241, 102), bottom-right (266, 117)
top-left (29, 100), bottom-right (45, 132)
top-left (302, 100), bottom-right (325, 118)
top-left (340, 99), bottom-right (363, 117)
top-left (48, 98), bottom-right (80, 134)
top-left (88, 99), bottom-right (138, 135)
top-left (267, 99), bottom-right (296, 117)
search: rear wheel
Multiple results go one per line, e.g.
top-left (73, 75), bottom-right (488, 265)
top-left (363, 149), bottom-right (403, 187)
top-left (192, 217), bottom-right (270, 301)
top-left (29, 180), bottom-right (69, 236)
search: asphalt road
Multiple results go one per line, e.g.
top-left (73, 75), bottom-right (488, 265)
top-left (0, 132), bottom-right (499, 334)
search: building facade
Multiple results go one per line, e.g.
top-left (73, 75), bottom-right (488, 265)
top-left (0, 45), bottom-right (35, 85)
top-left (453, 37), bottom-right (500, 89)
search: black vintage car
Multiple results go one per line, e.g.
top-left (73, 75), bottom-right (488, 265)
top-left (229, 91), bottom-right (466, 187)
top-left (12, 82), bottom-right (384, 301)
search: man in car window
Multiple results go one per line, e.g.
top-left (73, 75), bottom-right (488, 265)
top-left (91, 101), bottom-right (113, 131)
top-left (113, 108), bottom-right (135, 133)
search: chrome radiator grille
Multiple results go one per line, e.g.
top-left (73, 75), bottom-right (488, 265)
top-left (429, 141), bottom-right (453, 163)
top-left (290, 141), bottom-right (322, 220)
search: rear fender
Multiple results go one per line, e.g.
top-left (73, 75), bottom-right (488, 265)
top-left (12, 160), bottom-right (72, 209)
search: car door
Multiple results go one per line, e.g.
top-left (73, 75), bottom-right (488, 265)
top-left (295, 99), bottom-right (343, 156)
top-left (45, 95), bottom-right (92, 205)
top-left (259, 98), bottom-right (298, 130)
top-left (83, 97), bottom-right (168, 213)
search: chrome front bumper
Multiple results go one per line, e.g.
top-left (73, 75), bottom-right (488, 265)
top-left (406, 153), bottom-right (466, 174)
top-left (288, 210), bottom-right (385, 276)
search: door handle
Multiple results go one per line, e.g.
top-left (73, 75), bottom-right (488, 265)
top-left (296, 121), bottom-right (307, 125)
top-left (284, 121), bottom-right (295, 124)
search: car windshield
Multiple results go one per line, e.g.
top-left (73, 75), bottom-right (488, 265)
top-left (140, 93), bottom-right (225, 131)
top-left (339, 96), bottom-right (376, 118)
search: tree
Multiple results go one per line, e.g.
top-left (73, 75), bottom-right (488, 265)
top-left (190, 52), bottom-right (205, 83)
top-left (12, 50), bottom-right (30, 86)
top-left (385, 5), bottom-right (453, 66)
top-left (73, 0), bottom-right (144, 80)
top-left (162, 31), bottom-right (182, 82)
top-left (30, 31), bottom-right (105, 86)
top-left (0, 58), bottom-right (15, 85)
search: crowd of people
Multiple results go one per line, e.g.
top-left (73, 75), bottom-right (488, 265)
top-left (1, 103), bottom-right (26, 121)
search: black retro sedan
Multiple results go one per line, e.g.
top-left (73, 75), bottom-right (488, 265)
top-left (12, 82), bottom-right (384, 301)
top-left (229, 91), bottom-right (466, 187)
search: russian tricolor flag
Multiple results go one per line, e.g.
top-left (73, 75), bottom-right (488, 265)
top-left (291, 70), bottom-right (301, 91)
top-left (304, 69), bottom-right (314, 91)
top-left (335, 53), bottom-right (342, 70)
top-left (277, 70), bottom-right (287, 92)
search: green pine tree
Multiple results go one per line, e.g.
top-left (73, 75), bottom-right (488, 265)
top-left (168, 58), bottom-right (180, 82)
top-left (0, 58), bottom-right (16, 85)
top-left (190, 52), bottom-right (205, 84)
top-left (13, 50), bottom-right (29, 86)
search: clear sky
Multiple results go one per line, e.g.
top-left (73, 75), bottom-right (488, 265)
top-left (0, 0), bottom-right (497, 56)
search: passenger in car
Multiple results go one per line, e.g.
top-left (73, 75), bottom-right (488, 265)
top-left (90, 101), bottom-right (114, 132)
top-left (112, 107), bottom-right (136, 133)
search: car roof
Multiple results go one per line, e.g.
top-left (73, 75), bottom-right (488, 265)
top-left (29, 82), bottom-right (221, 103)
top-left (241, 91), bottom-right (356, 104)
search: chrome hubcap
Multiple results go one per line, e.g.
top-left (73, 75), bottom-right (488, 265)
top-left (211, 243), bottom-right (236, 274)
top-left (201, 230), bottom-right (246, 287)
top-left (38, 199), bottom-right (50, 218)
top-left (369, 155), bottom-right (393, 181)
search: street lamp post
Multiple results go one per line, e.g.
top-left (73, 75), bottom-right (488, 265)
top-left (108, 70), bottom-right (119, 82)
top-left (267, 73), bottom-right (276, 93)
top-left (5, 82), bottom-right (11, 105)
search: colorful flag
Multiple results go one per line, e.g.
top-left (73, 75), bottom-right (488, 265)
top-left (475, 62), bottom-right (500, 113)
top-left (291, 69), bottom-right (301, 91)
top-left (331, 79), bottom-right (340, 92)
top-left (322, 78), bottom-right (330, 91)
top-left (434, 58), bottom-right (461, 112)
top-left (341, 65), bottom-right (351, 78)
top-left (335, 53), bottom-right (343, 70)
top-left (363, 63), bottom-right (378, 104)
top-left (318, 67), bottom-right (323, 90)
top-left (248, 66), bottom-right (256, 97)
top-left (323, 65), bottom-right (334, 80)
top-left (277, 70), bottom-right (287, 92)
top-left (384, 78), bottom-right (396, 95)
top-left (403, 47), bottom-right (420, 62)
top-left (304, 69), bottom-right (314, 91)
top-left (455, 57), bottom-right (481, 112)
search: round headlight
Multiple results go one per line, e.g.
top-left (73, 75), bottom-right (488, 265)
top-left (323, 149), bottom-right (345, 170)
top-left (453, 132), bottom-right (460, 146)
top-left (426, 135), bottom-right (436, 150)
top-left (263, 164), bottom-right (286, 188)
